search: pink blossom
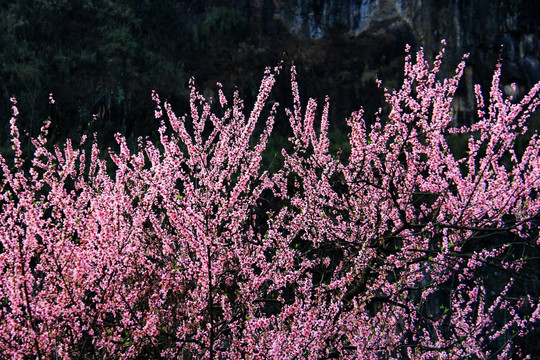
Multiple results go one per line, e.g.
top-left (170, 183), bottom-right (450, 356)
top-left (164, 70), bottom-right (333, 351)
top-left (0, 42), bottom-right (539, 359)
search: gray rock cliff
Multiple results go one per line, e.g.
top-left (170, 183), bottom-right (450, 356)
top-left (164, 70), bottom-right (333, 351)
top-left (265, 0), bottom-right (539, 121)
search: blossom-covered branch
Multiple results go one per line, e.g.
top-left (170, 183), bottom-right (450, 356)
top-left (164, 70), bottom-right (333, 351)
top-left (0, 43), bottom-right (539, 359)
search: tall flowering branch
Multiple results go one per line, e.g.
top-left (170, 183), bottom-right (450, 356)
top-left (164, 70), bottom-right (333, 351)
top-left (0, 44), bottom-right (539, 359)
top-left (0, 64), bottom-right (287, 359)
top-left (275, 42), bottom-right (540, 359)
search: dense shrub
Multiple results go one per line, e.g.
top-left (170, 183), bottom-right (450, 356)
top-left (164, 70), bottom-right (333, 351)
top-left (1, 43), bottom-right (539, 359)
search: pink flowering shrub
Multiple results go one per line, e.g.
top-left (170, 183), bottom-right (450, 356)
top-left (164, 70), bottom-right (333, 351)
top-left (1, 43), bottom-right (539, 359)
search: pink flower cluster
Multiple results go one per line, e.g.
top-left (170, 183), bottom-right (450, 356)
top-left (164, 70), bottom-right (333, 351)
top-left (0, 44), bottom-right (539, 359)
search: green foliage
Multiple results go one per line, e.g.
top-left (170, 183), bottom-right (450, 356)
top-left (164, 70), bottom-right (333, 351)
top-left (197, 6), bottom-right (247, 47)
top-left (0, 0), bottom-right (189, 147)
top-left (262, 133), bottom-right (289, 172)
top-left (328, 127), bottom-right (351, 161)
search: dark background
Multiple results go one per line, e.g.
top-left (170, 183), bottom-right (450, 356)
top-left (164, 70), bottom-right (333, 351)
top-left (1, 0), bottom-right (539, 153)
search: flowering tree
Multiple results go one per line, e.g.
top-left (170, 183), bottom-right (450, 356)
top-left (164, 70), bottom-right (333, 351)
top-left (0, 43), bottom-right (539, 359)
top-left (268, 44), bottom-right (540, 359)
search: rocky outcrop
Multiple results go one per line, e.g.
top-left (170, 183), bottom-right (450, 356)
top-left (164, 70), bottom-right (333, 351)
top-left (267, 0), bottom-right (539, 122)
